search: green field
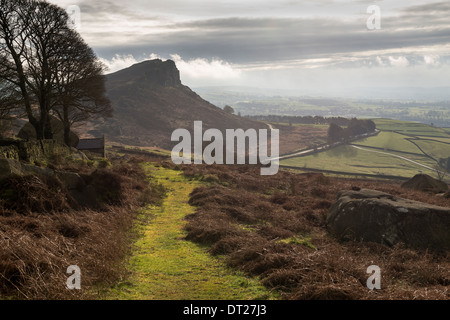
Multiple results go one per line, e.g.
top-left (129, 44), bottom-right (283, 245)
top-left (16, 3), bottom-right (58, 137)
top-left (280, 119), bottom-right (450, 180)
top-left (424, 137), bottom-right (450, 144)
top-left (414, 139), bottom-right (450, 161)
top-left (373, 119), bottom-right (450, 138)
top-left (355, 132), bottom-right (422, 155)
top-left (281, 145), bottom-right (437, 178)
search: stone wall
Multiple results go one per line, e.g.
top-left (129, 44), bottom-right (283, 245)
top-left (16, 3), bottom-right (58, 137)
top-left (0, 139), bottom-right (72, 163)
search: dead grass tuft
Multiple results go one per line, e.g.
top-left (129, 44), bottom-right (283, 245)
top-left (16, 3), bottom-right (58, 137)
top-left (0, 175), bottom-right (76, 215)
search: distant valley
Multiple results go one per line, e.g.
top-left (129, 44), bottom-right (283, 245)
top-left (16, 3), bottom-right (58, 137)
top-left (194, 87), bottom-right (450, 128)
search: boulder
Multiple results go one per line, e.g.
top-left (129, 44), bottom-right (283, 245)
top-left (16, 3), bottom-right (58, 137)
top-left (0, 158), bottom-right (23, 180)
top-left (56, 171), bottom-right (85, 190)
top-left (327, 189), bottom-right (450, 250)
top-left (401, 174), bottom-right (448, 194)
top-left (22, 163), bottom-right (55, 177)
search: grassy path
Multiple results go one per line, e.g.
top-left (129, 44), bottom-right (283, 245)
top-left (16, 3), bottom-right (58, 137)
top-left (105, 164), bottom-right (275, 300)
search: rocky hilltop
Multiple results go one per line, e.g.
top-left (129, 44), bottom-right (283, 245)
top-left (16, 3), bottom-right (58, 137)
top-left (82, 59), bottom-right (266, 149)
top-left (107, 59), bottom-right (182, 89)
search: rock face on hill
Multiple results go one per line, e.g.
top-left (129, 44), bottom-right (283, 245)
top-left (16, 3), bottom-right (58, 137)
top-left (106, 59), bottom-right (182, 89)
top-left (82, 59), bottom-right (266, 149)
top-left (401, 174), bottom-right (448, 194)
top-left (327, 189), bottom-right (450, 250)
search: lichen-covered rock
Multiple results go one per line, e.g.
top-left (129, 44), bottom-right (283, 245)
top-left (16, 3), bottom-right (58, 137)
top-left (19, 140), bottom-right (72, 163)
top-left (0, 145), bottom-right (20, 160)
top-left (327, 189), bottom-right (450, 250)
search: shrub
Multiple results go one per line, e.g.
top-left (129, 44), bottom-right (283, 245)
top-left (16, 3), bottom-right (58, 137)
top-left (0, 174), bottom-right (75, 214)
top-left (87, 169), bottom-right (124, 205)
top-left (97, 159), bottom-right (112, 168)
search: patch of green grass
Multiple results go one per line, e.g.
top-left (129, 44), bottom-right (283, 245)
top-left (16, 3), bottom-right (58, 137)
top-left (141, 147), bottom-right (172, 157)
top-left (278, 236), bottom-right (317, 250)
top-left (103, 164), bottom-right (276, 300)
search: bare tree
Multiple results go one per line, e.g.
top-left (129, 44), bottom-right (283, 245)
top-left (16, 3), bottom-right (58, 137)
top-left (51, 30), bottom-right (112, 146)
top-left (0, 1), bottom-right (36, 128)
top-left (0, 0), bottom-right (66, 139)
top-left (434, 163), bottom-right (447, 182)
top-left (0, 0), bottom-right (111, 143)
top-left (0, 78), bottom-right (21, 118)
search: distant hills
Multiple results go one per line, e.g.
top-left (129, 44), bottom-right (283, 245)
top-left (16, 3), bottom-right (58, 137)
top-left (194, 85), bottom-right (450, 102)
top-left (81, 59), bottom-right (266, 149)
top-left (194, 87), bottom-right (450, 127)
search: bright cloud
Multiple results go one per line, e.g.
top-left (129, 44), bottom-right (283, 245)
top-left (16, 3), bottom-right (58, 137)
top-left (99, 53), bottom-right (242, 81)
top-left (169, 54), bottom-right (241, 80)
top-left (99, 54), bottom-right (139, 73)
top-left (388, 56), bottom-right (410, 67)
top-left (424, 54), bottom-right (440, 66)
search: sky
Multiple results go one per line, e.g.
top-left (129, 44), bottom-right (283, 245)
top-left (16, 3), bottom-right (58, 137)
top-left (48, 0), bottom-right (450, 97)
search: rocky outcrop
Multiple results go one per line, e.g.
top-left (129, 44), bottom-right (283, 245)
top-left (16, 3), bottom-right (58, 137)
top-left (106, 59), bottom-right (182, 89)
top-left (401, 174), bottom-right (448, 194)
top-left (327, 189), bottom-right (450, 250)
top-left (0, 158), bottom-right (84, 191)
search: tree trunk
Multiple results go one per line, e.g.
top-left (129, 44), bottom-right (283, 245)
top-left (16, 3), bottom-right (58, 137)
top-left (63, 105), bottom-right (71, 146)
top-left (38, 111), bottom-right (53, 140)
top-left (44, 119), bottom-right (53, 140)
top-left (32, 122), bottom-right (44, 141)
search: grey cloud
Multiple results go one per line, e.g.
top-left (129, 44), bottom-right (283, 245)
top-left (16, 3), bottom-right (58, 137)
top-left (402, 1), bottom-right (450, 14)
top-left (44, 0), bottom-right (450, 92)
top-left (77, 0), bottom-right (167, 22)
top-left (92, 13), bottom-right (450, 65)
top-left (51, 0), bottom-right (450, 75)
